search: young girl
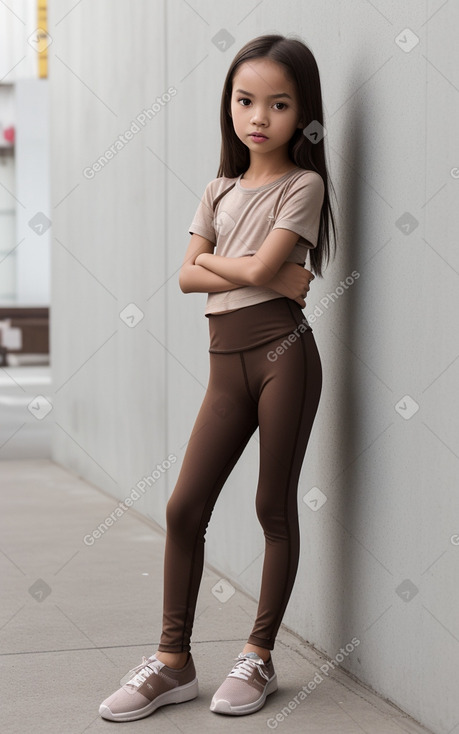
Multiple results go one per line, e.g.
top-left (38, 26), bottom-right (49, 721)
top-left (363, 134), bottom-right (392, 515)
top-left (100, 33), bottom-right (336, 722)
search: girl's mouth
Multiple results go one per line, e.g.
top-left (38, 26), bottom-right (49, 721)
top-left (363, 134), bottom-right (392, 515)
top-left (249, 133), bottom-right (269, 142)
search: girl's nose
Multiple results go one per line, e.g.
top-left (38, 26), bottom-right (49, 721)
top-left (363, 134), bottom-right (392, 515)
top-left (250, 107), bottom-right (268, 126)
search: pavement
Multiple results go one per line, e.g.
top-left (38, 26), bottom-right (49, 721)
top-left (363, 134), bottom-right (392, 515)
top-left (0, 458), bottom-right (434, 734)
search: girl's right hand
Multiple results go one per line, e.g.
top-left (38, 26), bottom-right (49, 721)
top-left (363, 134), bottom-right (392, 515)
top-left (268, 262), bottom-right (315, 307)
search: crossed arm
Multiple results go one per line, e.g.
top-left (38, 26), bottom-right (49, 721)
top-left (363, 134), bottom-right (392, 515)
top-left (179, 229), bottom-right (314, 306)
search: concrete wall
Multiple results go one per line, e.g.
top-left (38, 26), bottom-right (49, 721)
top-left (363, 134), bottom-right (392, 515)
top-left (48, 2), bottom-right (459, 732)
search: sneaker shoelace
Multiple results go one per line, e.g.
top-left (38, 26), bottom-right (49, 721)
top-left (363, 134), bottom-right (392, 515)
top-left (125, 656), bottom-right (162, 689)
top-left (227, 655), bottom-right (269, 682)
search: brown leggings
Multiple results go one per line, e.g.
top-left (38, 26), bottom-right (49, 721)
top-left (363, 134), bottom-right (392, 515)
top-left (158, 298), bottom-right (322, 653)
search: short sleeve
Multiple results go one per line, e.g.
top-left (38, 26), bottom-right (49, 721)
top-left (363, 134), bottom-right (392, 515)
top-left (188, 181), bottom-right (216, 244)
top-left (272, 172), bottom-right (324, 248)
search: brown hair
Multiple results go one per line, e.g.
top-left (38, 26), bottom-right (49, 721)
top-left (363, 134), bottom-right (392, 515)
top-left (217, 34), bottom-right (337, 277)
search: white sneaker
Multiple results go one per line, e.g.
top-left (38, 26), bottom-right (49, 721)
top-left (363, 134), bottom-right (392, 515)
top-left (210, 652), bottom-right (277, 715)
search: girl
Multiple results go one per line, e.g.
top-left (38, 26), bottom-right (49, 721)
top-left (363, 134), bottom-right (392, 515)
top-left (100, 33), bottom-right (336, 722)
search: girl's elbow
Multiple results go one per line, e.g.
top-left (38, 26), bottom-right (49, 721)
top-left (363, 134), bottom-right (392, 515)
top-left (178, 271), bottom-right (190, 293)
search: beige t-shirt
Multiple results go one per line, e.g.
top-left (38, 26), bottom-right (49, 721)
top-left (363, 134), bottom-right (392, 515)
top-left (188, 167), bottom-right (325, 315)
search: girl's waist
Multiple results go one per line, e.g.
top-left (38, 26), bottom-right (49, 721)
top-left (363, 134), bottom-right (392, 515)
top-left (207, 297), bottom-right (312, 353)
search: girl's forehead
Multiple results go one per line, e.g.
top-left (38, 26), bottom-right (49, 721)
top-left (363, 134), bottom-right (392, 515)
top-left (232, 58), bottom-right (294, 93)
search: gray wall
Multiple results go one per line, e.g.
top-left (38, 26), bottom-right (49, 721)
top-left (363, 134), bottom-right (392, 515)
top-left (49, 2), bottom-right (459, 732)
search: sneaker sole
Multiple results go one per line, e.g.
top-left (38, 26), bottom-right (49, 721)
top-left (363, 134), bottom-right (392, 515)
top-left (99, 678), bottom-right (199, 722)
top-left (210, 674), bottom-right (277, 716)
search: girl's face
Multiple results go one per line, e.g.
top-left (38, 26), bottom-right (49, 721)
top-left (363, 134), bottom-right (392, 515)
top-left (230, 58), bottom-right (303, 159)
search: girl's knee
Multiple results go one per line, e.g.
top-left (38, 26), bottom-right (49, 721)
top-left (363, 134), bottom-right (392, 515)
top-left (166, 493), bottom-right (194, 535)
top-left (166, 489), bottom-right (209, 540)
top-left (256, 495), bottom-right (283, 534)
top-left (255, 487), bottom-right (299, 537)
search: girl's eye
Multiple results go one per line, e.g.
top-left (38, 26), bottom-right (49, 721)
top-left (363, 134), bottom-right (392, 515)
top-left (236, 98), bottom-right (287, 110)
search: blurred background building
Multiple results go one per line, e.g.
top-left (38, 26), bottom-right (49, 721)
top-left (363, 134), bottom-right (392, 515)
top-left (0, 0), bottom-right (50, 457)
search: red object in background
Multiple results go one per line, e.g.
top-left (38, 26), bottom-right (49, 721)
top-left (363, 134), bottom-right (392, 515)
top-left (3, 126), bottom-right (15, 144)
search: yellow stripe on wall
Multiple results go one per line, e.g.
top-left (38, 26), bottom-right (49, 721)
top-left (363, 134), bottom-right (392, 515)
top-left (37, 0), bottom-right (48, 78)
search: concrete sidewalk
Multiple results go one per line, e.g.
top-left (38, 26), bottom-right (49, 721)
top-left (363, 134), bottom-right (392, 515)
top-left (0, 459), bottom-right (433, 734)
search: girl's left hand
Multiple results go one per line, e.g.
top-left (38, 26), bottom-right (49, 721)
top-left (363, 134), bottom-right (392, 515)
top-left (267, 262), bottom-right (314, 307)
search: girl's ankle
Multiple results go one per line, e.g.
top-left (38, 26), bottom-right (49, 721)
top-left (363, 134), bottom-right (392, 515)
top-left (155, 650), bottom-right (189, 669)
top-left (242, 645), bottom-right (271, 663)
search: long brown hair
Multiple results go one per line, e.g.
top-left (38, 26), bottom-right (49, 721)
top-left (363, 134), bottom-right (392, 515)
top-left (217, 34), bottom-right (337, 277)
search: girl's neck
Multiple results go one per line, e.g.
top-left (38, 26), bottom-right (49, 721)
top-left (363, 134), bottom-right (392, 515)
top-left (241, 154), bottom-right (299, 187)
